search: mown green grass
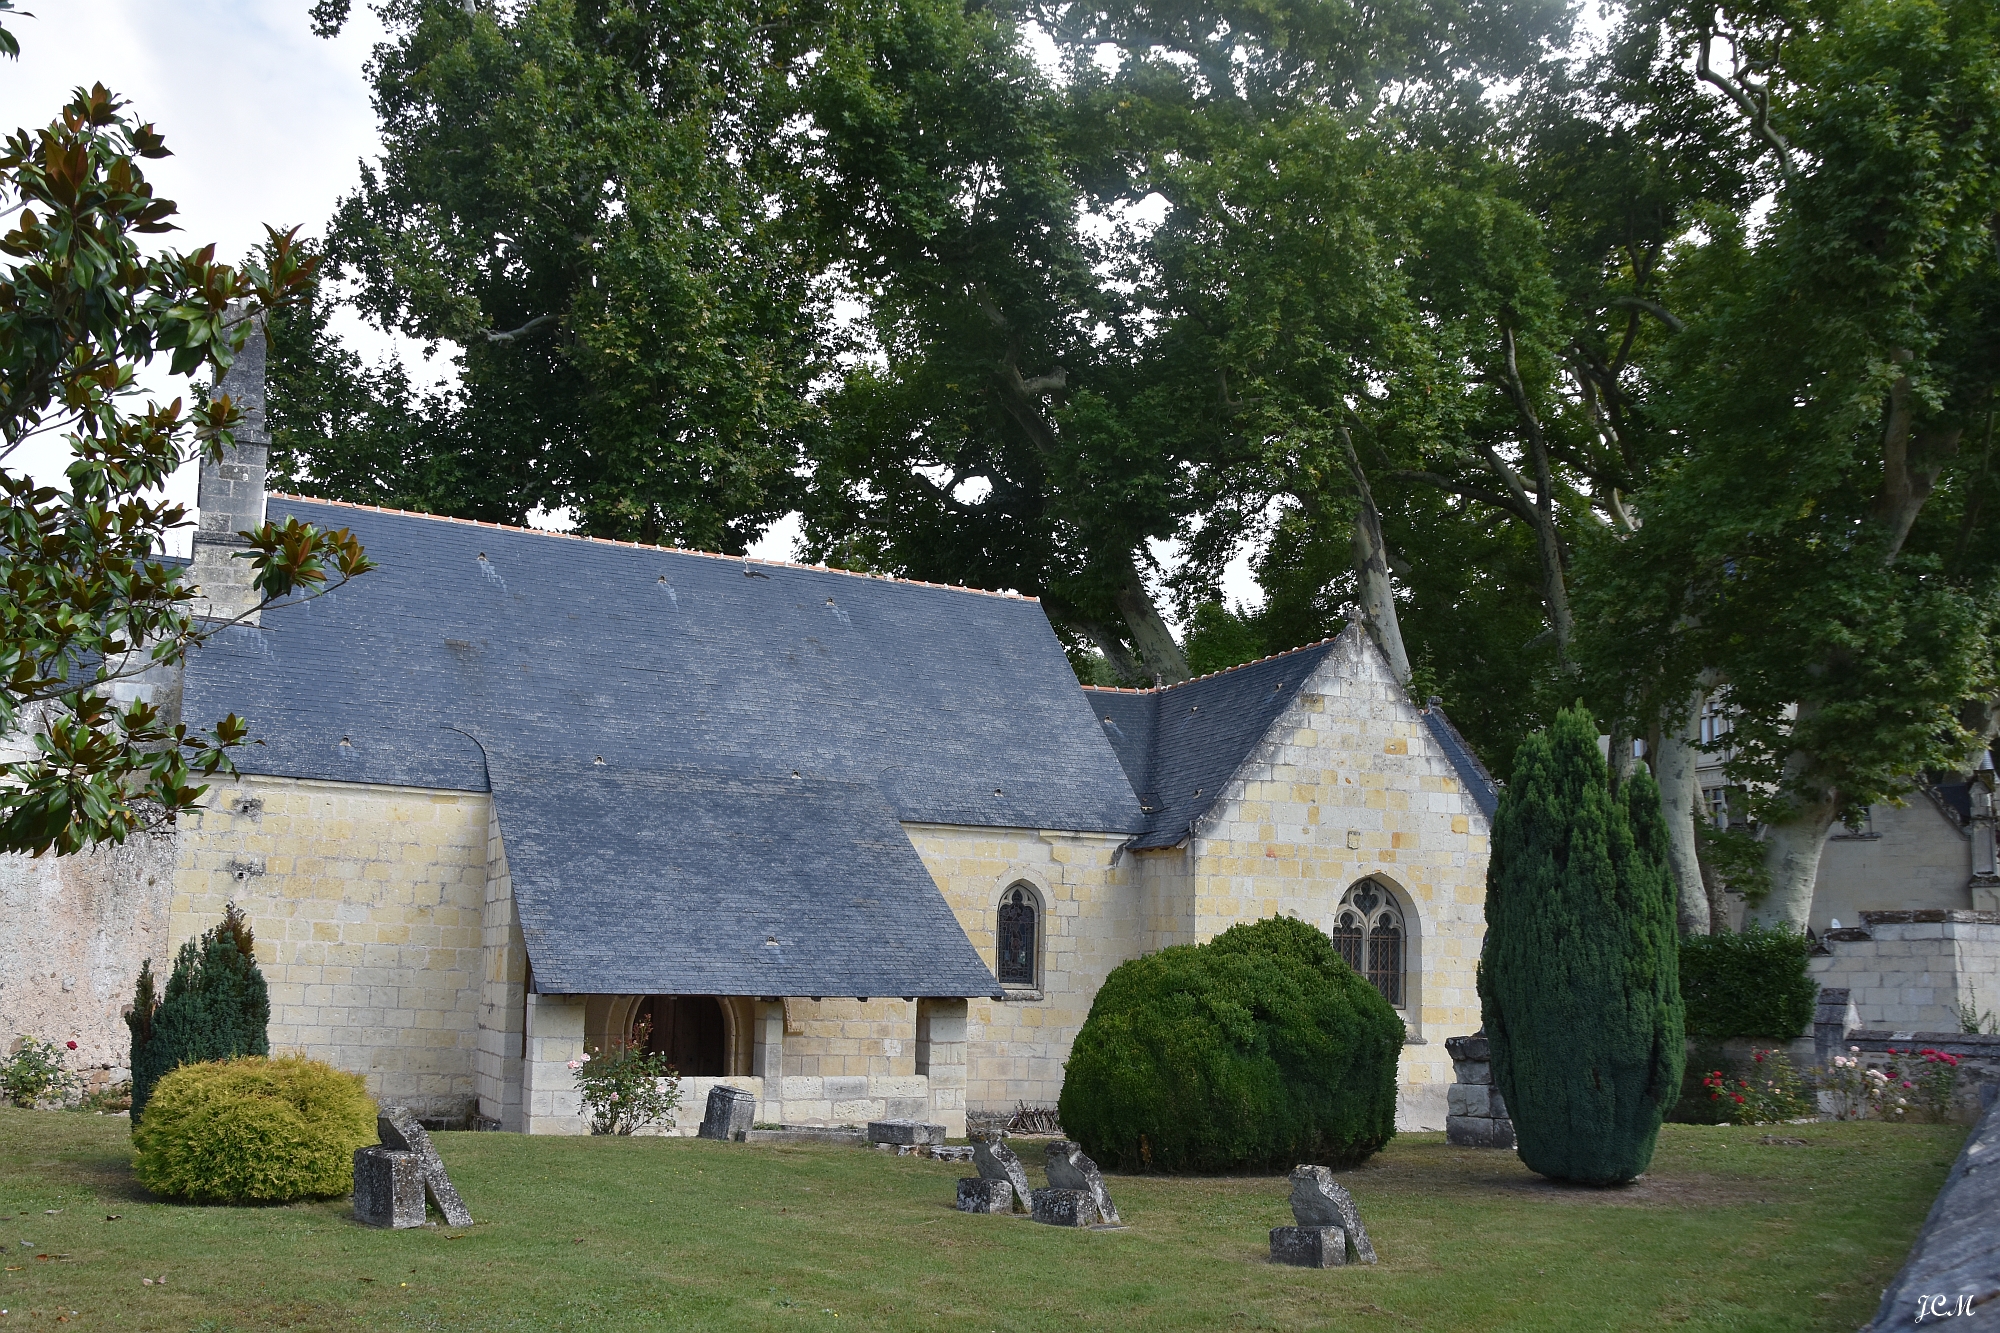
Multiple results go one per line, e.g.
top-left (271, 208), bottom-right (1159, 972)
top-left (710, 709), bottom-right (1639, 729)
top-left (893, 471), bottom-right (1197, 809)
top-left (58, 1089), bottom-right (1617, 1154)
top-left (0, 1109), bottom-right (1962, 1331)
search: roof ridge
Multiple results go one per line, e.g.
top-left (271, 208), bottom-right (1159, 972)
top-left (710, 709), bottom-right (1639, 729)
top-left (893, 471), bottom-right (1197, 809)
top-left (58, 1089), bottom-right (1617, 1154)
top-left (268, 492), bottom-right (1040, 603)
top-left (1078, 636), bottom-right (1341, 695)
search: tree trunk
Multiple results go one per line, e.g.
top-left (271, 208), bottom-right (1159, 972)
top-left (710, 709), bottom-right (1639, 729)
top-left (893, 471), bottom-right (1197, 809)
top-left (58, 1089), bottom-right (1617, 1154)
top-left (1483, 328), bottom-right (1578, 672)
top-left (1338, 428), bottom-right (1413, 686)
top-left (1745, 787), bottom-right (1841, 931)
top-left (1653, 697), bottom-right (1709, 936)
top-left (1112, 553), bottom-right (1191, 685)
top-left (1068, 619), bottom-right (1146, 684)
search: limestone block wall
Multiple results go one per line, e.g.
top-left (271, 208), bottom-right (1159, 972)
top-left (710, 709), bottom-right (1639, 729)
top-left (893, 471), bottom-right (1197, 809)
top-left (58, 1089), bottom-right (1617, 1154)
top-left (174, 774), bottom-right (489, 1120)
top-left (1811, 800), bottom-right (1973, 935)
top-left (1811, 912), bottom-right (2000, 1032)
top-left (779, 997), bottom-right (919, 1081)
top-left (476, 804), bottom-right (527, 1130)
top-left (0, 829), bottom-right (179, 1089)
top-left (1181, 636), bottom-right (1490, 1131)
top-left (905, 824), bottom-right (1137, 1114)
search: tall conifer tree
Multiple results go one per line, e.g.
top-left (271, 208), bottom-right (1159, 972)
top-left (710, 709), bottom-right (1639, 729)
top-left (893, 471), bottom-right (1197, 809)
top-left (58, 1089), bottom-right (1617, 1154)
top-left (127, 905), bottom-right (271, 1124)
top-left (1479, 704), bottom-right (1683, 1184)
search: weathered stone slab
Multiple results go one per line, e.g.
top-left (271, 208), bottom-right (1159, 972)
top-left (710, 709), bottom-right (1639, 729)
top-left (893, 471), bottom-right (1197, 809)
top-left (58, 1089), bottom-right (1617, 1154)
top-left (1270, 1225), bottom-right (1347, 1268)
top-left (867, 1119), bottom-right (944, 1147)
top-left (353, 1146), bottom-right (425, 1229)
top-left (955, 1178), bottom-right (1015, 1214)
top-left (1861, 1093), bottom-right (2000, 1331)
top-left (1446, 1114), bottom-right (1516, 1150)
top-left (970, 1134), bottom-right (1033, 1210)
top-left (698, 1085), bottom-right (756, 1141)
top-left (930, 1144), bottom-right (975, 1164)
top-left (1288, 1166), bottom-right (1376, 1264)
top-left (1029, 1187), bottom-right (1098, 1227)
top-left (1044, 1140), bottom-right (1120, 1225)
top-left (378, 1105), bottom-right (472, 1227)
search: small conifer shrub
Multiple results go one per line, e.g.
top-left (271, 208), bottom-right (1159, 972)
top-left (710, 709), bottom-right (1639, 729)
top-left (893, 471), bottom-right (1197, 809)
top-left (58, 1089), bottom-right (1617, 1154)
top-left (128, 904), bottom-right (271, 1123)
top-left (1478, 704), bottom-right (1685, 1185)
top-left (1058, 916), bottom-right (1402, 1172)
top-left (131, 1055), bottom-right (377, 1203)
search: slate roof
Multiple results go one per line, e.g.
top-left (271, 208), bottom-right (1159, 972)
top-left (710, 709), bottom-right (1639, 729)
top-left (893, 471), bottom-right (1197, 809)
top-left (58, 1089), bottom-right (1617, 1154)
top-left (182, 498), bottom-right (1142, 833)
top-left (1084, 634), bottom-right (1500, 847)
top-left (488, 755), bottom-right (999, 998)
top-left (180, 496), bottom-right (1146, 998)
top-left (1085, 641), bottom-right (1340, 850)
top-left (1420, 705), bottom-right (1500, 821)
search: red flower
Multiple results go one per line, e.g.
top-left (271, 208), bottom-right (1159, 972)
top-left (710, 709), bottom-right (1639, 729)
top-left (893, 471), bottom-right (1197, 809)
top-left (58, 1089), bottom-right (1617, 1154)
top-left (65, 1041), bottom-right (76, 1050)
top-left (1732, 1094), bottom-right (1746, 1104)
top-left (1753, 1051), bottom-right (1765, 1063)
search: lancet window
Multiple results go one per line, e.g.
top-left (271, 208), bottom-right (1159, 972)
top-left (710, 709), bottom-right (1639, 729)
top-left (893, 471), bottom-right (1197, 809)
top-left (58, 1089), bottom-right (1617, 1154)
top-left (1333, 879), bottom-right (1405, 1007)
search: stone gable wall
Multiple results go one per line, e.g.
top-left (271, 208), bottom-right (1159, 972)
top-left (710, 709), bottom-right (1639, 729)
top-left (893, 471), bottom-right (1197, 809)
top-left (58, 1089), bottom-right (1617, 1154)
top-left (1811, 914), bottom-right (2000, 1032)
top-left (1183, 631), bottom-right (1490, 1130)
top-left (173, 773), bottom-right (490, 1120)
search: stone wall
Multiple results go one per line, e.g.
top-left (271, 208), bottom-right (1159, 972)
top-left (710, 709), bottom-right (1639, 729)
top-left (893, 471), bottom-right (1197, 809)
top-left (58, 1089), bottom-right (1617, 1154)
top-left (1811, 911), bottom-right (2000, 1032)
top-left (1811, 798), bottom-right (1973, 936)
top-left (175, 773), bottom-right (490, 1120)
top-left (0, 830), bottom-right (178, 1090)
top-left (904, 823), bottom-right (1136, 1115)
top-left (1182, 633), bottom-right (1489, 1130)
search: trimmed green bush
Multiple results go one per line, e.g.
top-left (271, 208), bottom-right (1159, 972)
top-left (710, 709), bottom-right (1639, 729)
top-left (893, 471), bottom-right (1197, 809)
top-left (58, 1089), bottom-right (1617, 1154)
top-left (129, 904), bottom-right (270, 1123)
top-left (1479, 704), bottom-right (1685, 1185)
top-left (131, 1055), bottom-right (377, 1204)
top-left (1680, 925), bottom-right (1819, 1039)
top-left (1058, 916), bottom-right (1403, 1172)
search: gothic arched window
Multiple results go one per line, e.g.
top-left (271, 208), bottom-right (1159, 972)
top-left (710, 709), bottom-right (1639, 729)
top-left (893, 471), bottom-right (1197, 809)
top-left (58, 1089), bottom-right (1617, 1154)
top-left (1337, 880), bottom-right (1406, 1008)
top-left (997, 885), bottom-right (1038, 987)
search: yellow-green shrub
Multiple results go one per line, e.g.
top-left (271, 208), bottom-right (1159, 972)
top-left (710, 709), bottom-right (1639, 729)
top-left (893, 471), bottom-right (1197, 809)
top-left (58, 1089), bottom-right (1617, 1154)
top-left (131, 1055), bottom-right (377, 1204)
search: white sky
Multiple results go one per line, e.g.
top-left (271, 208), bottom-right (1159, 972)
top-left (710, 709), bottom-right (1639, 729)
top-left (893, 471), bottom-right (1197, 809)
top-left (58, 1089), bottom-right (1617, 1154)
top-left (0, 1), bottom-right (1255, 618)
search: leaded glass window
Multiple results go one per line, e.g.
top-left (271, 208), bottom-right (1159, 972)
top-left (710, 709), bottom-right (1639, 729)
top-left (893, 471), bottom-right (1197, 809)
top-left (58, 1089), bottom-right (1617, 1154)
top-left (997, 886), bottom-right (1037, 987)
top-left (1336, 880), bottom-right (1406, 1008)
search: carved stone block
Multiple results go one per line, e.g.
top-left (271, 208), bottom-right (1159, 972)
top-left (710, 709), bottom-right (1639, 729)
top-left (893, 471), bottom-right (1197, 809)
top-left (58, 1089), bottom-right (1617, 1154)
top-left (1029, 1187), bottom-right (1099, 1227)
top-left (698, 1085), bottom-right (756, 1141)
top-left (1270, 1225), bottom-right (1347, 1268)
top-left (1044, 1139), bottom-right (1120, 1225)
top-left (378, 1105), bottom-right (472, 1227)
top-left (868, 1119), bottom-right (945, 1146)
top-left (353, 1147), bottom-right (425, 1229)
top-left (955, 1178), bottom-right (1015, 1214)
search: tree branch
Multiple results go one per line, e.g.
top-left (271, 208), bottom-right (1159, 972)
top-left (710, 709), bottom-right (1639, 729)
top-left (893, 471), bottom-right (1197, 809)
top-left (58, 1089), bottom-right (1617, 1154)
top-left (482, 313), bottom-right (557, 345)
top-left (1696, 23), bottom-right (1797, 186)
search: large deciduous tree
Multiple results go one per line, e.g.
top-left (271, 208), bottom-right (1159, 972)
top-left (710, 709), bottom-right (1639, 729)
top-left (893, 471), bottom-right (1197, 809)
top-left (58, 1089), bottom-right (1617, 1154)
top-left (321, 0), bottom-right (826, 551)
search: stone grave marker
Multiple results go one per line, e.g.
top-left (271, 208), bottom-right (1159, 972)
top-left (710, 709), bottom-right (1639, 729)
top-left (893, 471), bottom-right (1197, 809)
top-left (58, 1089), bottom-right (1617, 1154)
top-left (1028, 1188), bottom-right (1098, 1227)
top-left (378, 1105), bottom-right (473, 1227)
top-left (353, 1146), bottom-right (425, 1229)
top-left (954, 1178), bottom-right (1016, 1214)
top-left (1269, 1224), bottom-right (1347, 1268)
top-left (697, 1085), bottom-right (756, 1141)
top-left (969, 1133), bottom-right (1033, 1212)
top-left (868, 1119), bottom-right (944, 1155)
top-left (1044, 1140), bottom-right (1120, 1225)
top-left (1282, 1165), bottom-right (1377, 1265)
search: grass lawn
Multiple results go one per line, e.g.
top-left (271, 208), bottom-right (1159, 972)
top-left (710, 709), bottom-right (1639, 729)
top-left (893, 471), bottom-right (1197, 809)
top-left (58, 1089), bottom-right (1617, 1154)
top-left (0, 1109), bottom-right (1964, 1332)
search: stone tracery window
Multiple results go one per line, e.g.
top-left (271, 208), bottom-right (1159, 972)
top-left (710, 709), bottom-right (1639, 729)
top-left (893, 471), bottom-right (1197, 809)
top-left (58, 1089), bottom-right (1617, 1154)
top-left (997, 885), bottom-right (1038, 987)
top-left (1335, 879), bottom-right (1405, 1007)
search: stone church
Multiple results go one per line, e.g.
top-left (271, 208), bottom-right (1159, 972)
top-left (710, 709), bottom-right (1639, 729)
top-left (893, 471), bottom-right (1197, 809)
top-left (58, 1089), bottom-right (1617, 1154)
top-left (0, 332), bottom-right (1499, 1135)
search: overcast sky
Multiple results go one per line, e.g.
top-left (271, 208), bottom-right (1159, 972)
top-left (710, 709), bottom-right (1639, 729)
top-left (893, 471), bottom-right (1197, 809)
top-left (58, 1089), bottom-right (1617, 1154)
top-left (0, 3), bottom-right (1251, 613)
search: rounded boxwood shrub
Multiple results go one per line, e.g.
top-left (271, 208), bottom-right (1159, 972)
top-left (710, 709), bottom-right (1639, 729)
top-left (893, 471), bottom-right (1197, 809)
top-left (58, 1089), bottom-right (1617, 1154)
top-left (131, 1055), bottom-right (377, 1204)
top-left (1057, 916), bottom-right (1403, 1172)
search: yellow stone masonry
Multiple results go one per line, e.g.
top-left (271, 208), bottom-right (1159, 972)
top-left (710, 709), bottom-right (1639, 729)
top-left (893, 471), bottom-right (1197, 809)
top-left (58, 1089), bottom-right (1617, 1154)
top-left (171, 774), bottom-right (490, 1119)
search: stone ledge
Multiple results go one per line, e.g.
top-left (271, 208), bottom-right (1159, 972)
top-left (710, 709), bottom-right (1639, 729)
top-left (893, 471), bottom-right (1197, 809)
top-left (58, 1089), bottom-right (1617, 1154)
top-left (1860, 909), bottom-right (2000, 926)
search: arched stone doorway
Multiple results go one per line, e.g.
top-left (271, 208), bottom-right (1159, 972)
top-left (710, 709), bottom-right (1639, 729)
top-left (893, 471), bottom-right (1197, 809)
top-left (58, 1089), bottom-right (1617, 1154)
top-left (634, 995), bottom-right (728, 1076)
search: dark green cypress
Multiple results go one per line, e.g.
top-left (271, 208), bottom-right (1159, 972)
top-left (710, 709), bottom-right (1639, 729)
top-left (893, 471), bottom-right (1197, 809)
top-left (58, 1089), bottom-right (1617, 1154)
top-left (1478, 704), bottom-right (1684, 1185)
top-left (128, 904), bottom-right (271, 1124)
